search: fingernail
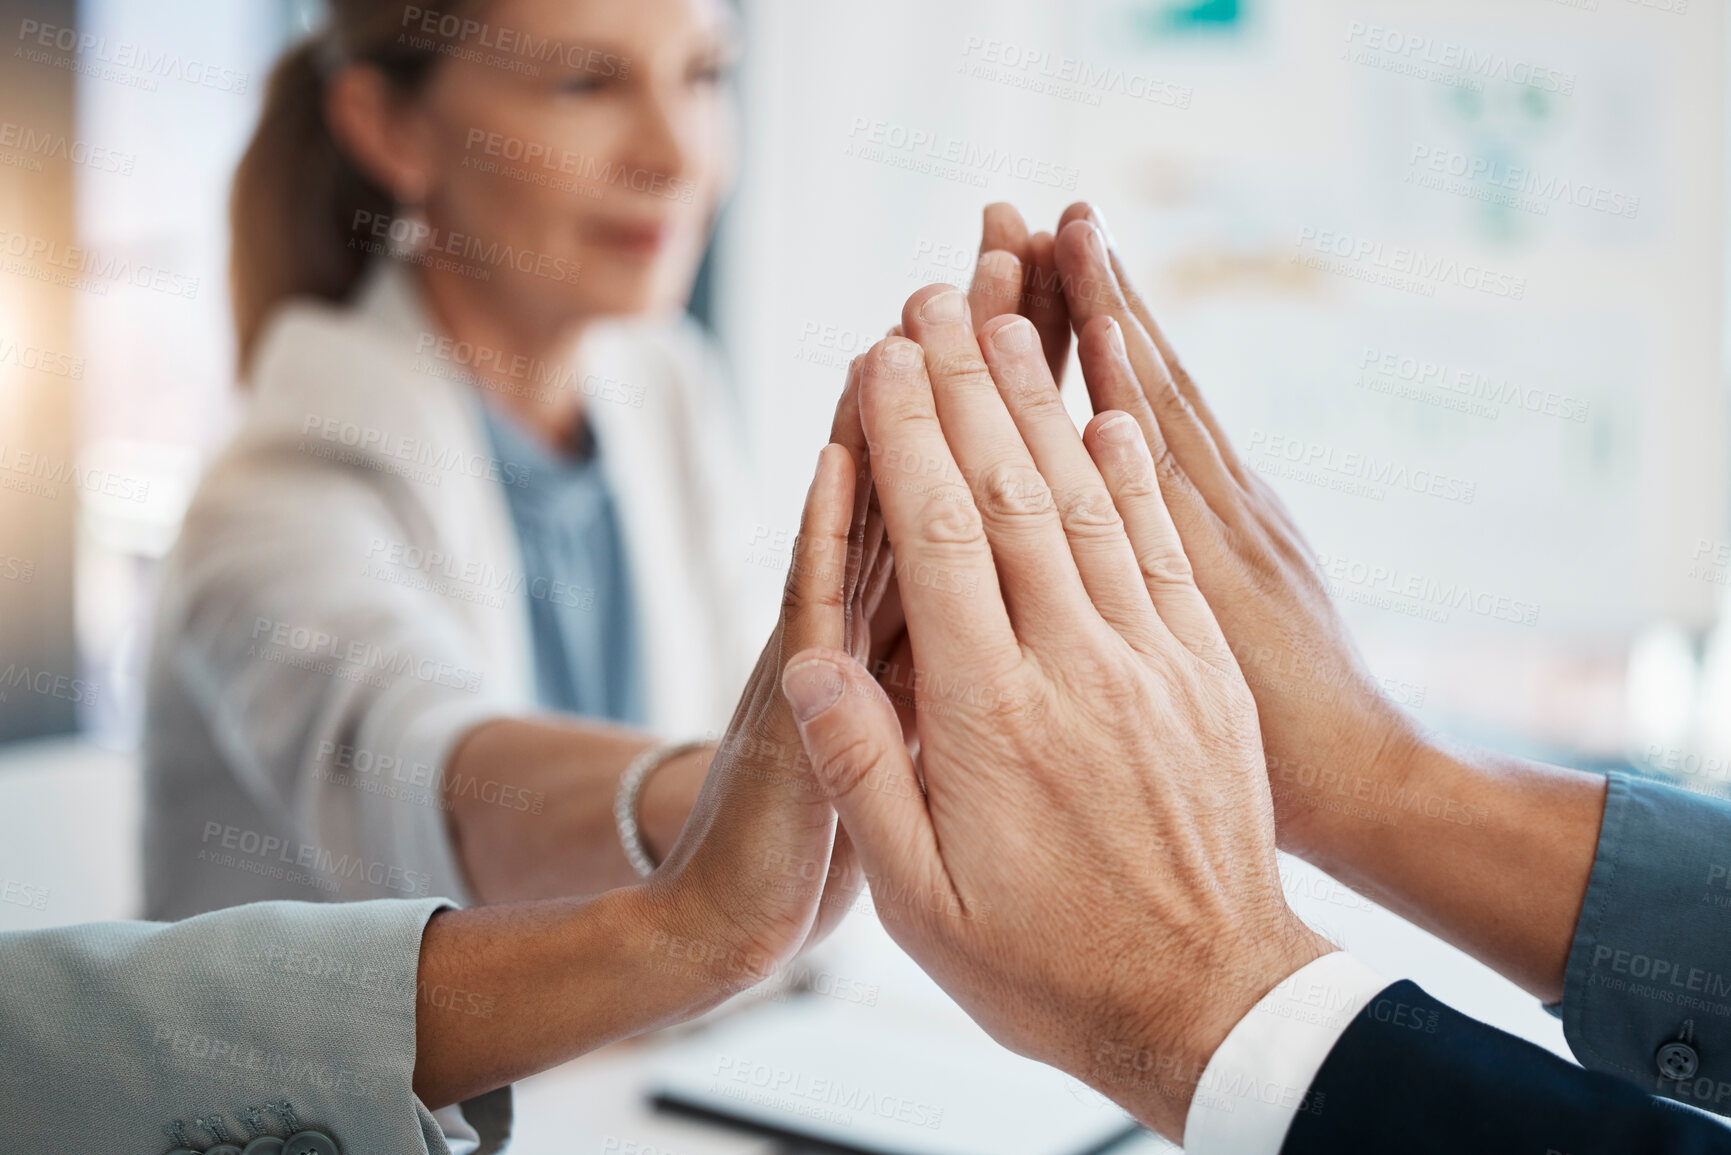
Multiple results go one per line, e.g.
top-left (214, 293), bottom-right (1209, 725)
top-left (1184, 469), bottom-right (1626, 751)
top-left (1088, 205), bottom-right (1119, 250)
top-left (920, 289), bottom-right (968, 323)
top-left (1084, 222), bottom-right (1109, 262)
top-left (1103, 316), bottom-right (1126, 357)
top-left (783, 660), bottom-right (845, 723)
top-left (881, 338), bottom-right (922, 369)
top-left (977, 248), bottom-right (1019, 282)
top-left (991, 316), bottom-right (1037, 353)
top-left (1098, 414), bottom-right (1139, 445)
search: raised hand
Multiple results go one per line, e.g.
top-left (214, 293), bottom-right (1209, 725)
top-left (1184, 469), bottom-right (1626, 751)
top-left (1045, 202), bottom-right (1426, 862)
top-left (778, 286), bottom-right (1331, 1142)
top-left (965, 203), bottom-right (1073, 382)
top-left (645, 441), bottom-right (871, 980)
top-left (1044, 203), bottom-right (1607, 1002)
top-left (864, 204), bottom-right (1072, 717)
top-left (414, 445), bottom-right (874, 1108)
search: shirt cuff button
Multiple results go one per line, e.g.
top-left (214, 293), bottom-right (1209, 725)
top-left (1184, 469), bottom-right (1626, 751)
top-left (1657, 1041), bottom-right (1700, 1081)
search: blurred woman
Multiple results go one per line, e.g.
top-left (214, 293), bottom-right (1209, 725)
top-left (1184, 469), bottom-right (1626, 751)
top-left (143, 0), bottom-right (795, 919)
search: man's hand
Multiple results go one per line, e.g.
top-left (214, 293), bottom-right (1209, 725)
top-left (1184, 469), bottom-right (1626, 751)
top-left (862, 204), bottom-right (1069, 718)
top-left (779, 286), bottom-right (1331, 1143)
top-left (1042, 202), bottom-right (1605, 1002)
top-left (1040, 202), bottom-right (1428, 862)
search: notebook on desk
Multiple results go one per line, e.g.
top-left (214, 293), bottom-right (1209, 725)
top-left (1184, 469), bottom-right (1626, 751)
top-left (648, 993), bottom-right (1142, 1155)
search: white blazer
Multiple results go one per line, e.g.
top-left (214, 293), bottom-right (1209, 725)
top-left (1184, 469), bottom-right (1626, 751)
top-left (142, 261), bottom-right (760, 920)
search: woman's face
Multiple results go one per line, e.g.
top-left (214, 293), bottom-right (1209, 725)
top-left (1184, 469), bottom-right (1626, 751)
top-left (409, 0), bottom-right (736, 326)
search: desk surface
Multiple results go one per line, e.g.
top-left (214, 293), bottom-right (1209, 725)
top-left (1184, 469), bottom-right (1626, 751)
top-left (507, 1027), bottom-right (1181, 1155)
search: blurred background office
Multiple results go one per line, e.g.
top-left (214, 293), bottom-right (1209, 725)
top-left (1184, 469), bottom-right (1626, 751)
top-left (1, 0), bottom-right (1726, 1151)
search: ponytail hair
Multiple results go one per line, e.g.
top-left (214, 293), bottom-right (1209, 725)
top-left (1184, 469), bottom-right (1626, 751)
top-left (229, 1), bottom-right (486, 377)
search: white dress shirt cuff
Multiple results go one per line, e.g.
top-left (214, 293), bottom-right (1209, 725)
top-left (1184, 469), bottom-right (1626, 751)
top-left (1182, 951), bottom-right (1389, 1155)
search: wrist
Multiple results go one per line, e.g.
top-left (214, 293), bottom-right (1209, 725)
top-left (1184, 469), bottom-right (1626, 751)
top-left (628, 863), bottom-right (783, 1012)
top-left (1181, 919), bottom-right (1337, 1072)
top-left (568, 885), bottom-right (753, 1038)
top-left (636, 744), bottom-right (714, 863)
top-left (1091, 916), bottom-right (1333, 1141)
top-left (415, 884), bottom-right (747, 1107)
top-left (1272, 705), bottom-right (1435, 864)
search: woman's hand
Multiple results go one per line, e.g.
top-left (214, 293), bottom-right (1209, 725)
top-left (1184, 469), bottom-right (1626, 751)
top-left (645, 441), bottom-right (876, 984)
top-left (826, 351), bottom-right (919, 739)
top-left (414, 444), bottom-right (873, 1109)
top-left (782, 289), bottom-right (1330, 1143)
top-left (967, 203), bottom-right (1073, 383)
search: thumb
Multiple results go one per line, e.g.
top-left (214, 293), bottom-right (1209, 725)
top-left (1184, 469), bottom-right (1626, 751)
top-left (781, 648), bottom-right (946, 919)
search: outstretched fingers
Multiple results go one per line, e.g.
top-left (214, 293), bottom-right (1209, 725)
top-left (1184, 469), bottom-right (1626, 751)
top-left (858, 336), bottom-right (1022, 674)
top-left (977, 313), bottom-right (1162, 654)
top-left (899, 287), bottom-right (1095, 647)
top-left (971, 204), bottom-right (1071, 380)
top-left (1083, 412), bottom-right (1232, 672)
top-left (1053, 214), bottom-right (1244, 521)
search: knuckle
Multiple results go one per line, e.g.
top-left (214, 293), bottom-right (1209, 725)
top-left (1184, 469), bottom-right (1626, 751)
top-left (779, 579), bottom-right (807, 620)
top-left (1152, 446), bottom-right (1186, 486)
top-left (1152, 383), bottom-right (1197, 426)
top-left (1135, 544), bottom-right (1195, 590)
top-left (914, 484), bottom-right (988, 548)
top-left (780, 557), bottom-right (846, 622)
top-left (1056, 485), bottom-right (1124, 536)
top-left (940, 361), bottom-right (1000, 395)
top-left (997, 370), bottom-right (1065, 414)
top-left (1096, 669), bottom-right (1152, 716)
top-left (779, 579), bottom-right (842, 623)
top-left (1114, 460), bottom-right (1163, 504)
top-left (812, 728), bottom-right (886, 802)
top-left (987, 675), bottom-right (1045, 725)
top-left (1063, 647), bottom-right (1147, 708)
top-left (973, 464), bottom-right (1055, 524)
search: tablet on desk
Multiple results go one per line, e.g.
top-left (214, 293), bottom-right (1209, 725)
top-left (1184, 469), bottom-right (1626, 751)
top-left (647, 994), bottom-right (1143, 1155)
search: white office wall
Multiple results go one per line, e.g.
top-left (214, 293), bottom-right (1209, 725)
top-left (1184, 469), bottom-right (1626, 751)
top-left (72, 0), bottom-right (293, 742)
top-left (720, 0), bottom-right (1729, 763)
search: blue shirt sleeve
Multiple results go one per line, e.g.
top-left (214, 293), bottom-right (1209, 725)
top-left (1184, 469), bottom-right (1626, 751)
top-left (1561, 771), bottom-right (1731, 1117)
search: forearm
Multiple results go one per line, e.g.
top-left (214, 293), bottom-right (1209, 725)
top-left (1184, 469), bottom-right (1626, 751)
top-left (411, 885), bottom-right (737, 1109)
top-left (444, 716), bottom-right (710, 903)
top-left (1295, 735), bottom-right (1607, 1002)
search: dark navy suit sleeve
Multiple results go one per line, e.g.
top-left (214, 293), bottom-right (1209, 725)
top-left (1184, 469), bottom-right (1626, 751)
top-left (1281, 980), bottom-right (1731, 1154)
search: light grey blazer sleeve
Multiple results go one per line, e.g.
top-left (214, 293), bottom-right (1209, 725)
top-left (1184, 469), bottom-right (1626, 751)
top-left (1561, 771), bottom-right (1731, 1117)
top-left (0, 897), bottom-right (507, 1153)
